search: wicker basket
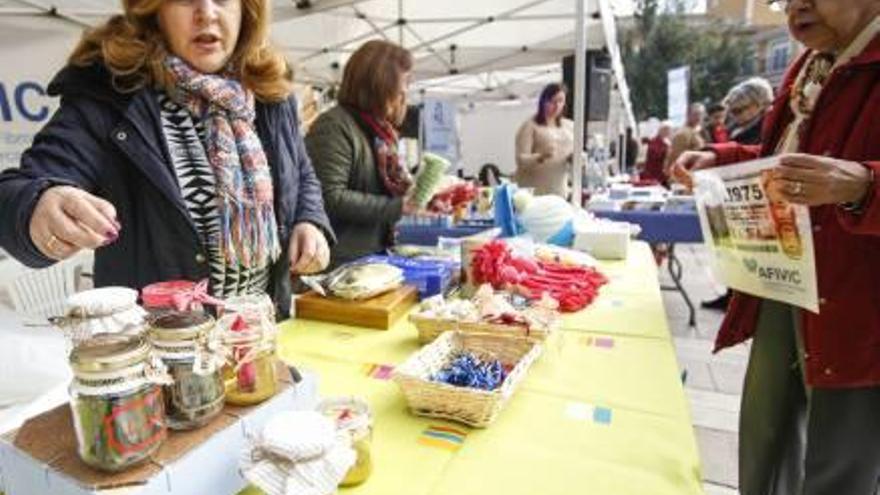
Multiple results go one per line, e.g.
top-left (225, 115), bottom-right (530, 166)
top-left (410, 313), bottom-right (557, 345)
top-left (393, 331), bottom-right (542, 427)
top-left (409, 313), bottom-right (460, 344)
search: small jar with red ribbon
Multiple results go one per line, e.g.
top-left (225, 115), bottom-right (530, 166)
top-left (217, 293), bottom-right (278, 406)
top-left (141, 279), bottom-right (223, 316)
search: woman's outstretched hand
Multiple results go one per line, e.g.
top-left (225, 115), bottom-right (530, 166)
top-left (29, 186), bottom-right (119, 260)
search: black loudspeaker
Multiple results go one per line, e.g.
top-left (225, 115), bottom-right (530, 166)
top-left (562, 50), bottom-right (612, 122)
top-left (400, 105), bottom-right (421, 139)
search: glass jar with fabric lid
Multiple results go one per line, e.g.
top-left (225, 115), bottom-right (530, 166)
top-left (218, 293), bottom-right (278, 406)
top-left (148, 312), bottom-right (225, 430)
top-left (68, 334), bottom-right (171, 472)
top-left (317, 397), bottom-right (374, 486)
top-left (54, 287), bottom-right (147, 344)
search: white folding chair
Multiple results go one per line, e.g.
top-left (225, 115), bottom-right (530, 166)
top-left (0, 251), bottom-right (94, 321)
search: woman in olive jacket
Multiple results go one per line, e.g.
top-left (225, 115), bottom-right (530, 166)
top-left (306, 40), bottom-right (418, 267)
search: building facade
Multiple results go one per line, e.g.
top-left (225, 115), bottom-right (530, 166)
top-left (705, 0), bottom-right (800, 87)
top-left (706, 0), bottom-right (786, 27)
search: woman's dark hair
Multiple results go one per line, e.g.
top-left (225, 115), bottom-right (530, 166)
top-left (708, 103), bottom-right (726, 114)
top-left (534, 83), bottom-right (567, 126)
top-left (478, 163), bottom-right (502, 187)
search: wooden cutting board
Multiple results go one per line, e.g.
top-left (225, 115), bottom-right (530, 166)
top-left (294, 285), bottom-right (419, 330)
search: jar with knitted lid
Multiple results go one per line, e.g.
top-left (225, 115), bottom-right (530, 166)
top-left (218, 293), bottom-right (278, 406)
top-left (68, 334), bottom-right (171, 472)
top-left (55, 287), bottom-right (147, 344)
top-left (148, 312), bottom-right (225, 430)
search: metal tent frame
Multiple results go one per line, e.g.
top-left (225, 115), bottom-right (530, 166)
top-left (0, 0), bottom-right (639, 204)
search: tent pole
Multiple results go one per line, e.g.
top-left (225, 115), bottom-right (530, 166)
top-left (404, 24), bottom-right (454, 71)
top-left (299, 21), bottom-right (398, 62)
top-left (407, 0), bottom-right (551, 53)
top-left (353, 6), bottom-right (391, 41)
top-left (571, 0), bottom-right (587, 208)
top-left (10, 0), bottom-right (92, 27)
top-left (398, 0), bottom-right (404, 45)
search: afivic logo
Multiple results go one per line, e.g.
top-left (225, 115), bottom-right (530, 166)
top-left (0, 81), bottom-right (50, 123)
top-left (745, 257), bottom-right (802, 285)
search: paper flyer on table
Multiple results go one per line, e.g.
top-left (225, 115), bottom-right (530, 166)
top-left (693, 157), bottom-right (819, 313)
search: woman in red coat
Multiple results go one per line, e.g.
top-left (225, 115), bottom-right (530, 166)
top-left (641, 122), bottom-right (672, 185)
top-left (673, 0), bottom-right (880, 493)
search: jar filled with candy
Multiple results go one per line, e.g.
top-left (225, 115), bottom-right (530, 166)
top-left (317, 397), bottom-right (374, 486)
top-left (68, 334), bottom-right (170, 471)
top-left (148, 312), bottom-right (225, 430)
top-left (219, 293), bottom-right (278, 406)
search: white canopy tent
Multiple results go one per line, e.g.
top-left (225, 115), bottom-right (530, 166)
top-left (0, 0), bottom-right (634, 113)
top-left (0, 0), bottom-right (638, 202)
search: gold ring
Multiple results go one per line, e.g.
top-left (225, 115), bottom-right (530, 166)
top-left (45, 234), bottom-right (61, 253)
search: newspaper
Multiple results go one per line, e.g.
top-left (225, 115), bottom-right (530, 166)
top-left (693, 157), bottom-right (819, 313)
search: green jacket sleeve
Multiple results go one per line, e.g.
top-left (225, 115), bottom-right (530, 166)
top-left (305, 112), bottom-right (403, 224)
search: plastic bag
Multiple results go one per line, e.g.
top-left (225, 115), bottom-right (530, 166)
top-left (518, 195), bottom-right (576, 244)
top-left (301, 262), bottom-right (404, 300)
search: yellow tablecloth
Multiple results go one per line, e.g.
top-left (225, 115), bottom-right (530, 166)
top-left (559, 242), bottom-right (671, 339)
top-left (250, 241), bottom-right (703, 495)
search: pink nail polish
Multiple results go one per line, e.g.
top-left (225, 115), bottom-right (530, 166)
top-left (105, 231), bottom-right (119, 241)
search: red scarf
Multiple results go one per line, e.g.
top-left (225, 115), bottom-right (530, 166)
top-left (348, 107), bottom-right (412, 197)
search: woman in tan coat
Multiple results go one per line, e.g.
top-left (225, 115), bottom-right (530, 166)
top-left (514, 83), bottom-right (574, 197)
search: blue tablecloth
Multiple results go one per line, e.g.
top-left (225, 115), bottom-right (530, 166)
top-left (592, 210), bottom-right (703, 244)
top-left (396, 223), bottom-right (493, 246)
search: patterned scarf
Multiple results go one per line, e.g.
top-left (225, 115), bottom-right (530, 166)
top-left (792, 52), bottom-right (835, 118)
top-left (346, 106), bottom-right (412, 197)
top-left (164, 56), bottom-right (280, 268)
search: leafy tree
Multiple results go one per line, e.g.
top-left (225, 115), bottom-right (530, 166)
top-left (621, 0), bottom-right (752, 120)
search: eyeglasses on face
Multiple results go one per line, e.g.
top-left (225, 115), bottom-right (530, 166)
top-left (728, 105), bottom-right (752, 116)
top-left (767, 0), bottom-right (813, 12)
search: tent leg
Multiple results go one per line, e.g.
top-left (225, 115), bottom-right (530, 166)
top-left (571, 0), bottom-right (587, 207)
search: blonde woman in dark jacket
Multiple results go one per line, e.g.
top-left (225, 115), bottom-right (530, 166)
top-left (0, 0), bottom-right (333, 317)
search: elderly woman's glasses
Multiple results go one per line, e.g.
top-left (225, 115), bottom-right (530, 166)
top-left (767, 0), bottom-right (812, 11)
top-left (729, 105), bottom-right (751, 117)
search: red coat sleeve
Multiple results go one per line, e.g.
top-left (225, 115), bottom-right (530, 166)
top-left (707, 142), bottom-right (762, 167)
top-left (837, 161), bottom-right (880, 236)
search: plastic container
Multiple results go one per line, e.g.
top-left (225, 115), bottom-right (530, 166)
top-left (358, 255), bottom-right (456, 298)
top-left (573, 222), bottom-right (631, 260)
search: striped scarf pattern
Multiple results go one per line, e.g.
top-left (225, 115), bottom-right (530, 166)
top-left (164, 56), bottom-right (280, 268)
